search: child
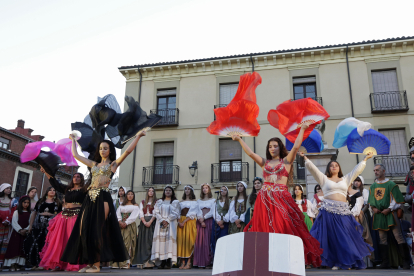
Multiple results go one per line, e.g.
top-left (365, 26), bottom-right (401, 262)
top-left (4, 196), bottom-right (31, 271)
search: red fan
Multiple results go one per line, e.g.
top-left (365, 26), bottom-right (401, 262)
top-left (207, 72), bottom-right (262, 137)
top-left (267, 98), bottom-right (330, 143)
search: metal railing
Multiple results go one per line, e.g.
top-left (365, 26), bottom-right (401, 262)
top-left (369, 91), bottom-right (409, 113)
top-left (292, 97), bottom-right (323, 106)
top-left (150, 108), bottom-right (179, 126)
top-left (142, 165), bottom-right (180, 185)
top-left (211, 162), bottom-right (249, 184)
top-left (373, 155), bottom-right (411, 177)
top-left (213, 104), bottom-right (228, 120)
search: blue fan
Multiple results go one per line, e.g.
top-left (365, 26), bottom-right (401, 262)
top-left (347, 128), bottom-right (390, 155)
top-left (286, 129), bottom-right (324, 153)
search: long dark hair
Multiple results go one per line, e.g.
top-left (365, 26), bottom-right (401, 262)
top-left (39, 186), bottom-right (61, 207)
top-left (118, 187), bottom-right (126, 198)
top-left (144, 187), bottom-right (157, 208)
top-left (249, 178), bottom-right (263, 206)
top-left (0, 186), bottom-right (12, 199)
top-left (162, 186), bottom-right (177, 201)
top-left (352, 177), bottom-right (364, 194)
top-left (67, 173), bottom-right (86, 192)
top-left (219, 186), bottom-right (230, 211)
top-left (325, 161), bottom-right (344, 178)
top-left (122, 190), bottom-right (136, 206)
top-left (292, 184), bottom-right (305, 203)
top-left (314, 184), bottom-right (321, 194)
top-left (17, 196), bottom-right (30, 214)
top-left (182, 185), bottom-right (196, 200)
top-left (93, 140), bottom-right (117, 164)
top-left (234, 182), bottom-right (247, 211)
top-left (27, 187), bottom-right (38, 198)
top-left (266, 137), bottom-right (288, 160)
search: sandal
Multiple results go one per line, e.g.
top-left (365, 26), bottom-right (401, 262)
top-left (78, 265), bottom-right (90, 273)
top-left (85, 265), bottom-right (100, 273)
top-left (121, 264), bottom-right (130, 269)
top-left (183, 261), bottom-right (191, 269)
top-left (179, 261), bottom-right (185, 269)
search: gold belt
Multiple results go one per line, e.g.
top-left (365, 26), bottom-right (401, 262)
top-left (88, 187), bottom-right (109, 202)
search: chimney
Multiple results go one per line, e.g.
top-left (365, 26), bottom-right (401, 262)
top-left (17, 120), bottom-right (25, 129)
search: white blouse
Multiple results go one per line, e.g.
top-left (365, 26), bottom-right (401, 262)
top-left (362, 189), bottom-right (369, 205)
top-left (305, 159), bottom-right (366, 199)
top-left (179, 200), bottom-right (199, 220)
top-left (116, 205), bottom-right (140, 225)
top-left (11, 211), bottom-right (31, 232)
top-left (349, 195), bottom-right (364, 217)
top-left (215, 201), bottom-right (230, 223)
top-left (311, 196), bottom-right (324, 214)
top-left (197, 198), bottom-right (216, 220)
top-left (229, 199), bottom-right (247, 223)
top-left (139, 201), bottom-right (154, 218)
top-left (154, 199), bottom-right (180, 223)
top-left (295, 199), bottom-right (315, 218)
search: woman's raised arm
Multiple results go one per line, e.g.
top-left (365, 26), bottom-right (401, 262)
top-left (113, 131), bottom-right (146, 171)
top-left (232, 135), bottom-right (265, 167)
top-left (69, 135), bottom-right (95, 168)
top-left (285, 122), bottom-right (310, 164)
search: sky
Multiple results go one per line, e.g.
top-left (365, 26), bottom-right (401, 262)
top-left (1, 0), bottom-right (413, 174)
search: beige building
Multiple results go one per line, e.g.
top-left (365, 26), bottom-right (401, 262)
top-left (117, 36), bottom-right (414, 201)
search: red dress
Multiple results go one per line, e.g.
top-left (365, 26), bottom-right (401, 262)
top-left (244, 160), bottom-right (323, 267)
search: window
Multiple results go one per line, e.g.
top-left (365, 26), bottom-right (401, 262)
top-left (219, 83), bottom-right (238, 105)
top-left (153, 142), bottom-right (174, 184)
top-left (219, 139), bottom-right (242, 182)
top-left (156, 89), bottom-right (177, 125)
top-left (0, 137), bottom-right (10, 149)
top-left (378, 129), bottom-right (410, 176)
top-left (372, 70), bottom-right (399, 93)
top-left (293, 76), bottom-right (317, 100)
top-left (16, 171), bottom-right (29, 197)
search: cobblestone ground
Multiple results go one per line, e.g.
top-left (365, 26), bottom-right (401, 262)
top-left (1, 267), bottom-right (413, 276)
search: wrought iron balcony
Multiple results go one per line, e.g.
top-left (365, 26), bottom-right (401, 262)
top-left (292, 97), bottom-right (323, 106)
top-left (142, 165), bottom-right (180, 185)
top-left (150, 108), bottom-right (179, 126)
top-left (373, 155), bottom-right (411, 177)
top-left (213, 104), bottom-right (228, 120)
top-left (369, 91), bottom-right (409, 113)
top-left (211, 161), bottom-right (249, 184)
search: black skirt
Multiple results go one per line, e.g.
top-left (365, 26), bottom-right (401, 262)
top-left (61, 189), bottom-right (129, 264)
top-left (133, 216), bottom-right (156, 265)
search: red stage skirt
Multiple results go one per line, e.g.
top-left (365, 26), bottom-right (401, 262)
top-left (39, 208), bottom-right (86, 271)
top-left (244, 183), bottom-right (323, 267)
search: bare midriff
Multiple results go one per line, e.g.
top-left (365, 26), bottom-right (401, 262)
top-left (66, 203), bottom-right (82, 208)
top-left (90, 175), bottom-right (111, 189)
top-left (324, 194), bottom-right (347, 202)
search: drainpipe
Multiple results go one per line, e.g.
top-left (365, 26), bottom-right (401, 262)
top-left (250, 55), bottom-right (257, 178)
top-left (130, 66), bottom-right (143, 190)
top-left (346, 46), bottom-right (359, 163)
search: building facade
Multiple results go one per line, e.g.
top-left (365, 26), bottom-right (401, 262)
top-left (118, 37), bottom-right (414, 200)
top-left (0, 120), bottom-right (75, 197)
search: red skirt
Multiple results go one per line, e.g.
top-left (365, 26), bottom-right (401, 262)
top-left (244, 183), bottom-right (323, 267)
top-left (39, 209), bottom-right (86, 271)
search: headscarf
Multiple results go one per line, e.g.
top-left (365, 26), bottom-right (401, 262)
top-left (0, 183), bottom-right (11, 193)
top-left (238, 181), bottom-right (247, 189)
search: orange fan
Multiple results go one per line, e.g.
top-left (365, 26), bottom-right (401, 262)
top-left (267, 98), bottom-right (330, 143)
top-left (207, 72), bottom-right (262, 137)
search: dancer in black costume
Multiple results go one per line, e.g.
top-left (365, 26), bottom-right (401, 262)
top-left (61, 131), bottom-right (146, 273)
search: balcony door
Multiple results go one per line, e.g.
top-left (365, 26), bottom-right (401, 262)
top-left (293, 76), bottom-right (317, 100)
top-left (153, 142), bottom-right (174, 184)
top-left (219, 83), bottom-right (238, 106)
top-left (219, 139), bottom-right (242, 182)
top-left (379, 129), bottom-right (409, 175)
top-left (16, 171), bottom-right (29, 198)
top-left (157, 89), bottom-right (176, 125)
top-left (372, 70), bottom-right (401, 110)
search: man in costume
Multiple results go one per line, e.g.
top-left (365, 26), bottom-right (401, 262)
top-left (369, 163), bottom-right (411, 269)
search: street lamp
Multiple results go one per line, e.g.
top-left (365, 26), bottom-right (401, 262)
top-left (189, 161), bottom-right (198, 177)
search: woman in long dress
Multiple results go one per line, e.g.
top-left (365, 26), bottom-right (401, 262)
top-left (133, 187), bottom-right (157, 268)
top-left (61, 131), bottom-right (146, 273)
top-left (150, 186), bottom-right (180, 269)
top-left (114, 190), bottom-right (139, 269)
top-left (303, 152), bottom-right (374, 270)
top-left (311, 185), bottom-right (324, 218)
top-left (211, 186), bottom-right (230, 256)
top-left (232, 122), bottom-right (323, 267)
top-left (229, 182), bottom-right (248, 234)
top-left (194, 183), bottom-right (215, 268)
top-left (292, 184), bottom-right (315, 232)
top-left (245, 177), bottom-right (263, 227)
top-left (0, 184), bottom-right (12, 267)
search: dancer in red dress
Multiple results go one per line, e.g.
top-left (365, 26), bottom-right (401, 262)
top-left (232, 122), bottom-right (323, 267)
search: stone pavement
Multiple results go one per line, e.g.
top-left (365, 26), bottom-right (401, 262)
top-left (1, 267), bottom-right (414, 276)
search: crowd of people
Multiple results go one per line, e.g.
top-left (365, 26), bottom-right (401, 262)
top-left (0, 124), bottom-right (413, 272)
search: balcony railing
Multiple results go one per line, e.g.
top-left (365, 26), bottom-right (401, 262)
top-left (373, 155), bottom-right (411, 177)
top-left (150, 108), bottom-right (179, 126)
top-left (142, 165), bottom-right (180, 185)
top-left (213, 104), bottom-right (228, 120)
top-left (292, 97), bottom-right (323, 106)
top-left (369, 91), bottom-right (409, 113)
top-left (211, 162), bottom-right (249, 184)
top-left (293, 159), bottom-right (306, 180)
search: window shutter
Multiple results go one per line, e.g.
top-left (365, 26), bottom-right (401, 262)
top-left (154, 142), bottom-right (174, 157)
top-left (372, 70), bottom-right (399, 93)
top-left (379, 129), bottom-right (408, 155)
top-left (292, 76), bottom-right (316, 84)
top-left (157, 89), bottom-right (176, 96)
top-left (219, 83), bottom-right (238, 105)
top-left (219, 139), bottom-right (242, 161)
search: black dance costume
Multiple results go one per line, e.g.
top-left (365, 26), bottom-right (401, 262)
top-left (61, 163), bottom-right (129, 264)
